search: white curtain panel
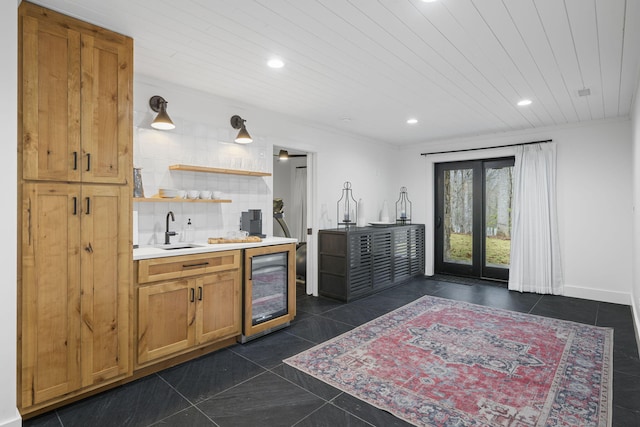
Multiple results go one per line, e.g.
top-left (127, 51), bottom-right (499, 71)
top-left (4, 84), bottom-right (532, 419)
top-left (291, 167), bottom-right (307, 243)
top-left (508, 142), bottom-right (563, 294)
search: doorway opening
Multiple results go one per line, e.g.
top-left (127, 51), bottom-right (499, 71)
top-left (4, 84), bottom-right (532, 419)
top-left (434, 157), bottom-right (514, 281)
top-left (272, 146), bottom-right (309, 289)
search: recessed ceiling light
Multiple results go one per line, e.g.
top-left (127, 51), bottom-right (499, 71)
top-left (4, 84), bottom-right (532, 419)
top-left (517, 99), bottom-right (532, 106)
top-left (267, 58), bottom-right (284, 68)
top-left (421, 0), bottom-right (438, 3)
top-left (407, 118), bottom-right (418, 124)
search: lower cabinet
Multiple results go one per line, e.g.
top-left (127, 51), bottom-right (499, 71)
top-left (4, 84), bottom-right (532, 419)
top-left (135, 251), bottom-right (241, 366)
top-left (318, 224), bottom-right (425, 301)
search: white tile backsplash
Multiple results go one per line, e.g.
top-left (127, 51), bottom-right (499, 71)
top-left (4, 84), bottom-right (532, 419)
top-left (133, 114), bottom-right (272, 245)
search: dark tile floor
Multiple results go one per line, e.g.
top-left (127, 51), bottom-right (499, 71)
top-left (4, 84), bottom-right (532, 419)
top-left (24, 276), bottom-right (640, 426)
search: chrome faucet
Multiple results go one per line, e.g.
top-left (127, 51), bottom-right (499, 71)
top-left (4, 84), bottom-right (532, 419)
top-left (165, 211), bottom-right (176, 244)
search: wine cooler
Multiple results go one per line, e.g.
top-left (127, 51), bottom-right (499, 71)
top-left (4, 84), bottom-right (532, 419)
top-left (241, 243), bottom-right (296, 342)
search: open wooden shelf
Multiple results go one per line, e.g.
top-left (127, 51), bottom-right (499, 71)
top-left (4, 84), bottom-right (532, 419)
top-left (134, 196), bottom-right (232, 203)
top-left (169, 164), bottom-right (271, 177)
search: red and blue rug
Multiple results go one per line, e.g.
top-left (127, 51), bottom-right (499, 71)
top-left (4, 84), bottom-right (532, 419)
top-left (284, 295), bottom-right (612, 426)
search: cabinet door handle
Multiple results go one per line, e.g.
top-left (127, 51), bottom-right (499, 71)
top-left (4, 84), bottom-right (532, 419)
top-left (86, 153), bottom-right (91, 172)
top-left (85, 197), bottom-right (91, 215)
top-left (182, 262), bottom-right (209, 269)
top-left (72, 151), bottom-right (78, 170)
top-left (190, 288), bottom-right (195, 302)
top-left (198, 286), bottom-right (203, 301)
top-left (72, 197), bottom-right (77, 215)
top-left (27, 197), bottom-right (32, 246)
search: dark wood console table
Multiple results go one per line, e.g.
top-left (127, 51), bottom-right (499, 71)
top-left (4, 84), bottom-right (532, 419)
top-left (318, 224), bottom-right (425, 301)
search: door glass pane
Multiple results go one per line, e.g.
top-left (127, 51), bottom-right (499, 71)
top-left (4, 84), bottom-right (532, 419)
top-left (443, 168), bottom-right (473, 265)
top-left (484, 165), bottom-right (513, 268)
top-left (251, 252), bottom-right (288, 325)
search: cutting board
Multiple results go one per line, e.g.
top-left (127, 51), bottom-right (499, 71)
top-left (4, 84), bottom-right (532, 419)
top-left (208, 236), bottom-right (262, 244)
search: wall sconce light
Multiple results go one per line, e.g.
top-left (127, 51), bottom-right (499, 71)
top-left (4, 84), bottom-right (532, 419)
top-left (230, 115), bottom-right (253, 144)
top-left (278, 149), bottom-right (289, 160)
top-left (149, 96), bottom-right (175, 130)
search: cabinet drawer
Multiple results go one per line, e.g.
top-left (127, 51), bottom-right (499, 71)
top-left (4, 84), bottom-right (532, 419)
top-left (138, 250), bottom-right (240, 284)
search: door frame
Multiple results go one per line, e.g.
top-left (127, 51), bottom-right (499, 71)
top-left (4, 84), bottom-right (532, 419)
top-left (433, 156), bottom-right (514, 281)
top-left (422, 146), bottom-right (518, 277)
top-left (271, 147), bottom-right (318, 296)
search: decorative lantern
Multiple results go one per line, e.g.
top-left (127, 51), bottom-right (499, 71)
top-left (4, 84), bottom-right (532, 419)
top-left (395, 186), bottom-right (412, 224)
top-left (337, 181), bottom-right (358, 227)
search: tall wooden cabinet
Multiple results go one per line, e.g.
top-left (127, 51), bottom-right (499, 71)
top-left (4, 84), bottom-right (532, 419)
top-left (18, 2), bottom-right (133, 414)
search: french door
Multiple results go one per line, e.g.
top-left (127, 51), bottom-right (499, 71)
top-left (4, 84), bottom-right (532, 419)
top-left (434, 158), bottom-right (514, 281)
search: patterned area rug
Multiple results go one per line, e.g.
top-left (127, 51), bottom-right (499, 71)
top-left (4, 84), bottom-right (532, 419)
top-left (284, 296), bottom-right (612, 426)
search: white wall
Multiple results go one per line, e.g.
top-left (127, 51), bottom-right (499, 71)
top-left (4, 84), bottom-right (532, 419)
top-left (2, 0), bottom-right (20, 425)
top-left (396, 119), bottom-right (634, 305)
top-left (134, 75), bottom-right (399, 243)
top-left (631, 80), bottom-right (640, 349)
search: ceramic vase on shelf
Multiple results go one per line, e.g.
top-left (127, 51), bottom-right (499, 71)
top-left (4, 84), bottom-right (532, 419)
top-left (133, 167), bottom-right (144, 198)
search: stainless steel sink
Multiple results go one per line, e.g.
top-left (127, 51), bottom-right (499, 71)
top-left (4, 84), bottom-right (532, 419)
top-left (155, 243), bottom-right (203, 250)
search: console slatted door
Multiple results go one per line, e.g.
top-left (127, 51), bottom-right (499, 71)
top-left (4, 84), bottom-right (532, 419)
top-left (348, 233), bottom-right (373, 297)
top-left (411, 226), bottom-right (426, 276)
top-left (372, 231), bottom-right (392, 289)
top-left (394, 227), bottom-right (411, 283)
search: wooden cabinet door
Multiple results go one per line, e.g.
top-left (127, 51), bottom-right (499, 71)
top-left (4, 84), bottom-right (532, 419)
top-left (21, 14), bottom-right (81, 182)
top-left (196, 270), bottom-right (241, 344)
top-left (80, 34), bottom-right (132, 184)
top-left (21, 183), bottom-right (82, 407)
top-left (79, 185), bottom-right (131, 386)
top-left (137, 280), bottom-right (196, 365)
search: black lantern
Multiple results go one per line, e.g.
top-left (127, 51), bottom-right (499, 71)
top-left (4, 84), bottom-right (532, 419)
top-left (395, 186), bottom-right (412, 224)
top-left (337, 181), bottom-right (358, 227)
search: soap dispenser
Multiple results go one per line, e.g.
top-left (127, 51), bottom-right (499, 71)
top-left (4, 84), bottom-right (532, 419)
top-left (184, 218), bottom-right (194, 243)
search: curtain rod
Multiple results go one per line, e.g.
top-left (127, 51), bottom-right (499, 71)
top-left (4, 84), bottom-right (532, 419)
top-left (420, 139), bottom-right (552, 156)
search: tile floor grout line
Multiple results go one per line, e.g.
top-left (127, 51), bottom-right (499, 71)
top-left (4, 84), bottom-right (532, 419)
top-left (527, 294), bottom-right (545, 314)
top-left (151, 372), bottom-right (220, 426)
top-left (194, 369), bottom-right (274, 406)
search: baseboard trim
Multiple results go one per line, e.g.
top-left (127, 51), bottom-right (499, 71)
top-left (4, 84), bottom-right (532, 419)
top-left (631, 296), bottom-right (640, 357)
top-left (0, 408), bottom-right (22, 427)
top-left (562, 285), bottom-right (631, 305)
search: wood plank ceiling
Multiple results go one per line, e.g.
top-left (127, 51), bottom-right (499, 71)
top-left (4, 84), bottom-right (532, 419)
top-left (30, 0), bottom-right (640, 145)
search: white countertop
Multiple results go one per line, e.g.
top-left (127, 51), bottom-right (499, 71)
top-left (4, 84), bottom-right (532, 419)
top-left (133, 237), bottom-right (298, 260)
